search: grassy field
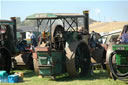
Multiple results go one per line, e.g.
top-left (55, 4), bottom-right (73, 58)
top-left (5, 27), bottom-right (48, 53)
top-left (0, 70), bottom-right (126, 85)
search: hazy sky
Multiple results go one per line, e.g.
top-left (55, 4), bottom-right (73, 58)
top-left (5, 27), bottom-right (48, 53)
top-left (1, 0), bottom-right (128, 21)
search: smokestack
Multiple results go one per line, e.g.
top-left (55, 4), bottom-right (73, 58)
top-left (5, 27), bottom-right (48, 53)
top-left (10, 17), bottom-right (17, 42)
top-left (83, 10), bottom-right (89, 32)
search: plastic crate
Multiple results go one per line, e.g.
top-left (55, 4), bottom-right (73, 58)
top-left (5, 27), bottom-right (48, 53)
top-left (0, 71), bottom-right (8, 83)
top-left (0, 71), bottom-right (8, 77)
top-left (0, 76), bottom-right (8, 83)
top-left (14, 72), bottom-right (24, 82)
top-left (8, 75), bottom-right (19, 83)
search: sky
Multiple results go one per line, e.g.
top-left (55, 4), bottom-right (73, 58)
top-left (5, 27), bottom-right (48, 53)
top-left (0, 0), bottom-right (128, 22)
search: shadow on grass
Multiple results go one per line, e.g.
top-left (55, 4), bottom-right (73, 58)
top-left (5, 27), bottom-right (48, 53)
top-left (10, 69), bottom-right (36, 78)
top-left (55, 71), bottom-right (109, 82)
top-left (23, 70), bottom-right (36, 78)
top-left (11, 70), bottom-right (110, 81)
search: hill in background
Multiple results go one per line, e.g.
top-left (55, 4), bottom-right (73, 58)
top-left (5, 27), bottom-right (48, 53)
top-left (89, 22), bottom-right (128, 33)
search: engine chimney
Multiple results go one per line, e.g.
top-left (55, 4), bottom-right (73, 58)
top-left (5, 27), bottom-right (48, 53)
top-left (83, 10), bottom-right (89, 32)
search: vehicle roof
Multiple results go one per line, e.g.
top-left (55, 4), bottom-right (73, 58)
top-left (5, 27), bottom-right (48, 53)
top-left (26, 13), bottom-right (85, 20)
top-left (0, 20), bottom-right (14, 25)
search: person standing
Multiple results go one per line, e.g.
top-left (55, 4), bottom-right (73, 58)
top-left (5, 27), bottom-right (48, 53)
top-left (78, 26), bottom-right (89, 44)
top-left (30, 32), bottom-right (37, 47)
top-left (120, 25), bottom-right (128, 43)
top-left (89, 31), bottom-right (100, 48)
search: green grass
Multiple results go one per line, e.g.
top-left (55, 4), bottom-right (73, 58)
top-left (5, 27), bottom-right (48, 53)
top-left (0, 70), bottom-right (126, 85)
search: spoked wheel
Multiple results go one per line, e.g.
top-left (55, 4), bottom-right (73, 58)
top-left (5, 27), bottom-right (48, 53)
top-left (0, 47), bottom-right (11, 73)
top-left (65, 41), bottom-right (91, 77)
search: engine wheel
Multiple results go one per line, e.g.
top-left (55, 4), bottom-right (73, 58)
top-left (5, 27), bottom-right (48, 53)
top-left (0, 47), bottom-right (11, 73)
top-left (33, 52), bottom-right (39, 75)
top-left (106, 43), bottom-right (115, 78)
top-left (65, 41), bottom-right (91, 77)
top-left (33, 58), bottom-right (39, 75)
